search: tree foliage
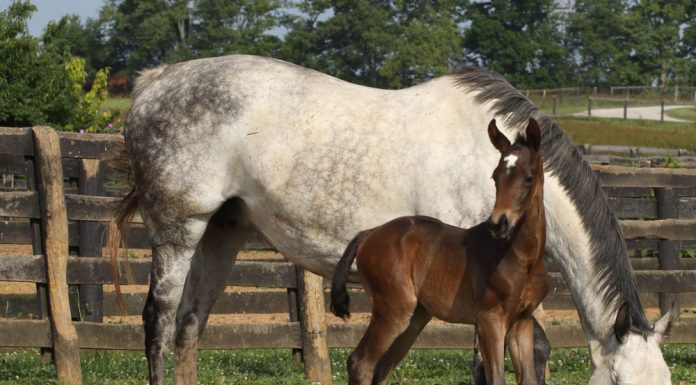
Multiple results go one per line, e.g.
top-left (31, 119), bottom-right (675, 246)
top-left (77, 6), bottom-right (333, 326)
top-left (2, 0), bottom-right (695, 116)
top-left (0, 1), bottom-right (114, 130)
top-left (63, 57), bottom-right (112, 132)
top-left (463, 0), bottom-right (568, 88)
top-left (0, 1), bottom-right (77, 127)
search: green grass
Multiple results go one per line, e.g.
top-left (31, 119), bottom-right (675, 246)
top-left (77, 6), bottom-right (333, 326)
top-left (555, 117), bottom-right (696, 151)
top-left (100, 97), bottom-right (132, 114)
top-left (100, 97), bottom-right (132, 132)
top-left (667, 107), bottom-right (696, 122)
top-left (1, 346), bottom-right (694, 385)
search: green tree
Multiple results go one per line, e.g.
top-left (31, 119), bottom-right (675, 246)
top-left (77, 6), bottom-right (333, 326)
top-left (379, 0), bottom-right (465, 88)
top-left (628, 0), bottom-right (695, 88)
top-left (463, 0), bottom-right (568, 88)
top-left (315, 0), bottom-right (398, 87)
top-left (566, 0), bottom-right (633, 87)
top-left (278, 0), bottom-right (332, 70)
top-left (190, 0), bottom-right (283, 58)
top-left (284, 0), bottom-right (465, 88)
top-left (0, 1), bottom-right (77, 127)
top-left (91, 0), bottom-right (193, 75)
top-left (63, 57), bottom-right (112, 133)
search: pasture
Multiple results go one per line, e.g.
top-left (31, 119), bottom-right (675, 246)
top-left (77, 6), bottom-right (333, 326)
top-left (1, 346), bottom-right (695, 384)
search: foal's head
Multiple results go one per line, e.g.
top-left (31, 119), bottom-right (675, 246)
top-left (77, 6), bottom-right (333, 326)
top-left (487, 118), bottom-right (542, 239)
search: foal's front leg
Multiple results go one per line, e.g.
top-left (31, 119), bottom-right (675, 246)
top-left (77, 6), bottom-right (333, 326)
top-left (476, 314), bottom-right (507, 385)
top-left (506, 317), bottom-right (540, 385)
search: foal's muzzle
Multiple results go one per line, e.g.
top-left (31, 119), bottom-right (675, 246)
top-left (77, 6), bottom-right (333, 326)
top-left (488, 214), bottom-right (509, 239)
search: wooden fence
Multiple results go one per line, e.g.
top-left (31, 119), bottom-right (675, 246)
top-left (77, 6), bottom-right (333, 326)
top-left (1, 126), bottom-right (696, 384)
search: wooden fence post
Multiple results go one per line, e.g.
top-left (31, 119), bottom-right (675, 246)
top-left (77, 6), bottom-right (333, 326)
top-left (32, 126), bottom-right (82, 384)
top-left (296, 268), bottom-right (333, 385)
top-left (623, 99), bottom-right (628, 120)
top-left (77, 159), bottom-right (104, 322)
top-left (660, 100), bottom-right (665, 122)
top-left (655, 188), bottom-right (680, 318)
top-left (288, 264), bottom-right (303, 363)
top-left (588, 97), bottom-right (592, 117)
top-left (25, 154), bottom-right (53, 364)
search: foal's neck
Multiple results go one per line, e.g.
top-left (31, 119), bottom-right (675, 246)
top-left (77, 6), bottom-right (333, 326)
top-left (510, 167), bottom-right (545, 256)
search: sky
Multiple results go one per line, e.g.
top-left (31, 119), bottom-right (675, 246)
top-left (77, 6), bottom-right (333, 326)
top-left (0, 0), bottom-right (102, 36)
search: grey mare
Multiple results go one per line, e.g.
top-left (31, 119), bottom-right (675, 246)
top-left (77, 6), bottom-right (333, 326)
top-left (112, 55), bottom-right (675, 385)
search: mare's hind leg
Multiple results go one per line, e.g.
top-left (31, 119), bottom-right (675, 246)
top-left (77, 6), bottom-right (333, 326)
top-left (372, 305), bottom-right (432, 385)
top-left (143, 219), bottom-right (208, 385)
top-left (174, 199), bottom-right (251, 385)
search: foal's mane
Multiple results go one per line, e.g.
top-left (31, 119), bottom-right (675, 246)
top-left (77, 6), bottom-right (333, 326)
top-left (453, 67), bottom-right (650, 332)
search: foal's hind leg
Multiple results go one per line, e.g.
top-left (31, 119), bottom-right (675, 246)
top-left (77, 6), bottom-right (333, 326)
top-left (143, 219), bottom-right (208, 385)
top-left (372, 304), bottom-right (432, 385)
top-left (347, 295), bottom-right (418, 385)
top-left (174, 200), bottom-right (251, 385)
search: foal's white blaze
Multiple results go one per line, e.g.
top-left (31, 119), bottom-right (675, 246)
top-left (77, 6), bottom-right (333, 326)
top-left (504, 154), bottom-right (518, 169)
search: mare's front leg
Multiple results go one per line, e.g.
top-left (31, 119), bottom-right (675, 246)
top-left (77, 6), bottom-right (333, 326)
top-left (477, 313), bottom-right (507, 385)
top-left (506, 317), bottom-right (541, 385)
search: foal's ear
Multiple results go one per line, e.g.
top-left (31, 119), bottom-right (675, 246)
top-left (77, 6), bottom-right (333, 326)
top-left (614, 302), bottom-right (632, 344)
top-left (525, 118), bottom-right (541, 152)
top-left (488, 119), bottom-right (511, 153)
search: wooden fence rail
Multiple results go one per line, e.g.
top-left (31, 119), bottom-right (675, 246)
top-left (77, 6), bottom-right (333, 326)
top-left (2, 127), bottom-right (696, 384)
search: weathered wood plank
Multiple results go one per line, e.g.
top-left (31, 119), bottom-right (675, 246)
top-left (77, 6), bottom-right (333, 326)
top-left (609, 198), bottom-right (655, 219)
top-left (594, 165), bottom-right (696, 188)
top-left (0, 256), bottom-right (297, 287)
top-left (58, 132), bottom-right (123, 159)
top-left (1, 318), bottom-right (695, 351)
top-left (32, 126), bottom-right (81, 384)
top-left (0, 191), bottom-right (39, 218)
top-left (0, 319), bottom-right (302, 350)
top-left (0, 154), bottom-right (31, 176)
top-left (620, 219), bottom-right (696, 240)
top-left (0, 255), bottom-right (46, 283)
top-left (0, 128), bottom-right (33, 156)
top-left (680, 198), bottom-right (696, 219)
top-left (602, 186), bottom-right (654, 198)
top-left (548, 270), bottom-right (696, 294)
top-left (65, 194), bottom-right (140, 222)
top-left (3, 255), bottom-right (696, 294)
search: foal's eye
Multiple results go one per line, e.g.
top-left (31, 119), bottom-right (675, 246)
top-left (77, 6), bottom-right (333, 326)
top-left (525, 176), bottom-right (534, 184)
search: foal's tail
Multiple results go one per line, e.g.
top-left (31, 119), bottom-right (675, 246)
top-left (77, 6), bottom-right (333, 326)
top-left (330, 230), bottom-right (371, 319)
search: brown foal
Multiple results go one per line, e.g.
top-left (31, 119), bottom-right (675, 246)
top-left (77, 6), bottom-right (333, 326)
top-left (331, 118), bottom-right (549, 385)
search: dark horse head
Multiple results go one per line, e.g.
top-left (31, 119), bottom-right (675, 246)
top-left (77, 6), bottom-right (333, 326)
top-left (487, 118), bottom-right (542, 240)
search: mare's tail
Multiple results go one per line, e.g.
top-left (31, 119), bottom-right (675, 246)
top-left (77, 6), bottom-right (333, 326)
top-left (330, 230), bottom-right (371, 319)
top-left (106, 137), bottom-right (138, 313)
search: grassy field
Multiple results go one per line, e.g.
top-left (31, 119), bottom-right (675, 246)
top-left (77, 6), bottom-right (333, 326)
top-left (667, 107), bottom-right (696, 122)
top-left (555, 117), bottom-right (696, 151)
top-left (1, 345), bottom-right (694, 385)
